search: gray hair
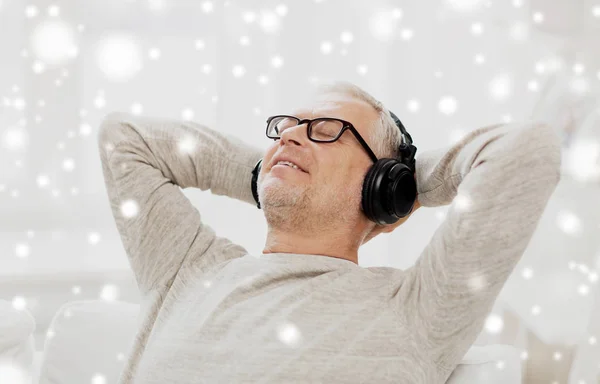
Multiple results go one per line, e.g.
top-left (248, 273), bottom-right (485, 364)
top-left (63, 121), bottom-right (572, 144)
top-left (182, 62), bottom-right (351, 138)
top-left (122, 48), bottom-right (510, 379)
top-left (312, 80), bottom-right (404, 159)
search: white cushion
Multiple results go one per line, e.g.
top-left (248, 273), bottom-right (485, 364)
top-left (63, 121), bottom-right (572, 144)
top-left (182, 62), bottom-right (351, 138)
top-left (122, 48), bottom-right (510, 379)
top-left (446, 345), bottom-right (522, 383)
top-left (37, 300), bottom-right (521, 383)
top-left (0, 299), bottom-right (36, 383)
top-left (37, 300), bottom-right (139, 384)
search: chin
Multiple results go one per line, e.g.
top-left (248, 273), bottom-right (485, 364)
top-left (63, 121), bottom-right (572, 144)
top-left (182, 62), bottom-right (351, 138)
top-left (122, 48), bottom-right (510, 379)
top-left (259, 180), bottom-right (305, 207)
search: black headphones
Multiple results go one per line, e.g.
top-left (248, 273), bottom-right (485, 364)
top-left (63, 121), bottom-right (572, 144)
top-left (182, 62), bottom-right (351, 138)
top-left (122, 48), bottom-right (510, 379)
top-left (251, 110), bottom-right (417, 225)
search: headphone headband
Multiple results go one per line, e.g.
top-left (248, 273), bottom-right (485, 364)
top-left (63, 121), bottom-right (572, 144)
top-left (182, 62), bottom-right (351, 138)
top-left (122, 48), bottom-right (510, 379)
top-left (388, 110), bottom-right (417, 173)
top-left (388, 110), bottom-right (412, 145)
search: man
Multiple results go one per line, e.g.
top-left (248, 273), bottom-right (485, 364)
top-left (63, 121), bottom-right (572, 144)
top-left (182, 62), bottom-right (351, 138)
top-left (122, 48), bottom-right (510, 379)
top-left (97, 81), bottom-right (561, 383)
top-left (258, 85), bottom-right (420, 264)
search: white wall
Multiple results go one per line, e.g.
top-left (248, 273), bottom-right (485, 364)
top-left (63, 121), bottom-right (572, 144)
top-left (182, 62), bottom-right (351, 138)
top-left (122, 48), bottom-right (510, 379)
top-left (1, 0), bottom-right (599, 382)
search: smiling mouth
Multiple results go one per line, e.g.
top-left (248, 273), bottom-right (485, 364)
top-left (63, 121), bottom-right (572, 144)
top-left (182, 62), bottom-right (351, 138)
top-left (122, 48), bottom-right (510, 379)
top-left (272, 164), bottom-right (308, 174)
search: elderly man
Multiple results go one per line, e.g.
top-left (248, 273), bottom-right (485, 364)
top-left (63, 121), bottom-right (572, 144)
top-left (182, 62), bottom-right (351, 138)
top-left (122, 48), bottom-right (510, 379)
top-left (97, 80), bottom-right (561, 383)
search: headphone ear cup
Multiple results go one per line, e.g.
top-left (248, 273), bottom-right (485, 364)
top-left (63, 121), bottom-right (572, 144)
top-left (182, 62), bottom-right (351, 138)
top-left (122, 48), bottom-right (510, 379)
top-left (361, 163), bottom-right (379, 222)
top-left (362, 159), bottom-right (399, 225)
top-left (388, 166), bottom-right (417, 219)
top-left (362, 159), bottom-right (417, 225)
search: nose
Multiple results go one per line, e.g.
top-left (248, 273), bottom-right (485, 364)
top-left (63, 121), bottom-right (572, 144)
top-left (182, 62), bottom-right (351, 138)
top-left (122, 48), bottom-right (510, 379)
top-left (279, 122), bottom-right (307, 147)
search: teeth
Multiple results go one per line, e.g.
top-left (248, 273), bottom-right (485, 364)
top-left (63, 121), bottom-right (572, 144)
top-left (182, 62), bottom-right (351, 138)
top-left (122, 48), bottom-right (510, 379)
top-left (277, 160), bottom-right (300, 170)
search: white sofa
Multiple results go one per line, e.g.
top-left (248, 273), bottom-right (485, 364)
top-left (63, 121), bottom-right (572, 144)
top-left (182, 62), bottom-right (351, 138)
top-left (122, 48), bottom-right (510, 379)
top-left (0, 299), bottom-right (522, 383)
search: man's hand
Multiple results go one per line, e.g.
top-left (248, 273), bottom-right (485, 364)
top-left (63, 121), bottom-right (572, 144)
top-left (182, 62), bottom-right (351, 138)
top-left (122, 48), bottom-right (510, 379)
top-left (362, 196), bottom-right (421, 245)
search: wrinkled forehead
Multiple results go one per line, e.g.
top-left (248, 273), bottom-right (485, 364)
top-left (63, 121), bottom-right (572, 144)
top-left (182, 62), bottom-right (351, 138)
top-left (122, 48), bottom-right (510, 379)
top-left (290, 93), bottom-right (376, 126)
top-left (292, 102), bottom-right (341, 118)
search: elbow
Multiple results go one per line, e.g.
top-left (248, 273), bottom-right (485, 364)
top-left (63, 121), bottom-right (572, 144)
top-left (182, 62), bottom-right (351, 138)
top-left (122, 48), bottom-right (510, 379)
top-left (539, 122), bottom-right (563, 181)
top-left (97, 112), bottom-right (130, 152)
top-left (526, 122), bottom-right (563, 184)
top-left (97, 111), bottom-right (127, 137)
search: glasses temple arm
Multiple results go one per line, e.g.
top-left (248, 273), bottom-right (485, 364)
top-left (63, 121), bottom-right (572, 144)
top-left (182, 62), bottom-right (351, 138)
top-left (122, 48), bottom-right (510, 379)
top-left (348, 126), bottom-right (378, 163)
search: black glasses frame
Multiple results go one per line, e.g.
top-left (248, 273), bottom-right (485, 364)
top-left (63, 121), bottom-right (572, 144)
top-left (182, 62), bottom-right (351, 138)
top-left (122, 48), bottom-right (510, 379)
top-left (265, 114), bottom-right (379, 163)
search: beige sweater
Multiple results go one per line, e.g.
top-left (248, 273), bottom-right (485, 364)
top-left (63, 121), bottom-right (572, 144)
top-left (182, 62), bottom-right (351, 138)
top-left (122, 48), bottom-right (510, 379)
top-left (97, 112), bottom-right (561, 383)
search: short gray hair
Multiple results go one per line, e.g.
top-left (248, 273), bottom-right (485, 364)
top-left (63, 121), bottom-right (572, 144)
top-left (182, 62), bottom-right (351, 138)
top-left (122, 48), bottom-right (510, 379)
top-left (312, 80), bottom-right (404, 159)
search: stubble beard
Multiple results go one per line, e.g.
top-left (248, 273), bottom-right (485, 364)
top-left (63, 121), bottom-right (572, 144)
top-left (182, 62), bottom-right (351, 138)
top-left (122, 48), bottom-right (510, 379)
top-left (259, 175), bottom-right (311, 232)
top-left (258, 173), bottom-right (363, 236)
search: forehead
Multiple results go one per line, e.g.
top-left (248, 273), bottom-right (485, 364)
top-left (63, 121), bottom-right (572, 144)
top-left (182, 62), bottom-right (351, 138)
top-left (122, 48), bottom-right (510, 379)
top-left (290, 93), bottom-right (377, 131)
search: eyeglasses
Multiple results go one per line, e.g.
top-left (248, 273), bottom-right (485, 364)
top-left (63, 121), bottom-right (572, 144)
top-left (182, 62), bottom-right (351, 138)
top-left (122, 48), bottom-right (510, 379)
top-left (265, 114), bottom-right (379, 163)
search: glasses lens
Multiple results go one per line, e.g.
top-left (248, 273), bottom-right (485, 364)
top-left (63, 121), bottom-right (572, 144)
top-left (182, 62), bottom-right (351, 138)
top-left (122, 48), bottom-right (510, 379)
top-left (266, 116), bottom-right (345, 141)
top-left (310, 119), bottom-right (344, 142)
top-left (267, 116), bottom-right (299, 138)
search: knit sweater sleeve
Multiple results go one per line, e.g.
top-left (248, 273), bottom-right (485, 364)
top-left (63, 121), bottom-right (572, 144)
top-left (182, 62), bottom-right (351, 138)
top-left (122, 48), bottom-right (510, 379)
top-left (397, 122), bottom-right (562, 379)
top-left (97, 112), bottom-right (263, 295)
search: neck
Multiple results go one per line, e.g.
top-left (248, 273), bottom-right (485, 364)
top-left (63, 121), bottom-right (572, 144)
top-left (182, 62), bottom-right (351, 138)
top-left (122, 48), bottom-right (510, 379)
top-left (262, 227), bottom-right (361, 265)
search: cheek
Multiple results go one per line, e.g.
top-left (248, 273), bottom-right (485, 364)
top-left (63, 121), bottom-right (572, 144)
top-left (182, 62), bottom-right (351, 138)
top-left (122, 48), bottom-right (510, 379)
top-left (264, 148), bottom-right (276, 163)
top-left (319, 170), bottom-right (363, 202)
top-left (261, 147), bottom-right (278, 172)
